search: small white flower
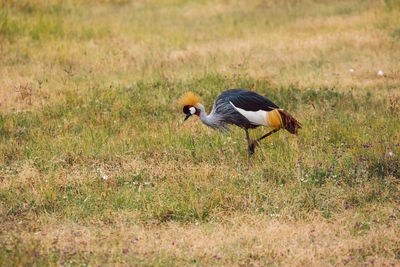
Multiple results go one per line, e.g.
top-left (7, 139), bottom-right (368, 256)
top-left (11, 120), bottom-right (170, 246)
top-left (63, 196), bottom-right (67, 199)
top-left (97, 168), bottom-right (108, 180)
top-left (270, 214), bottom-right (281, 217)
top-left (349, 68), bottom-right (354, 73)
top-left (388, 151), bottom-right (393, 157)
top-left (378, 70), bottom-right (384, 76)
top-left (195, 221), bottom-right (199, 226)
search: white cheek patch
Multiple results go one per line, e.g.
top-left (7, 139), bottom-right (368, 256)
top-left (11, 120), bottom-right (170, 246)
top-left (189, 107), bottom-right (196, 114)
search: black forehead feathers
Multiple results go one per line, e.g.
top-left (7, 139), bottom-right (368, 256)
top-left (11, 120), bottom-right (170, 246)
top-left (183, 105), bottom-right (191, 114)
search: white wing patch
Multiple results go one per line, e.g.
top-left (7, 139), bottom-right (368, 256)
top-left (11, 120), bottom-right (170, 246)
top-left (230, 101), bottom-right (268, 126)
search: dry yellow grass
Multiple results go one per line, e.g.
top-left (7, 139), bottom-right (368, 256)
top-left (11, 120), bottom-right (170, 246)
top-left (1, 0), bottom-right (399, 113)
top-left (4, 211), bottom-right (399, 266)
top-left (1, 0), bottom-right (400, 265)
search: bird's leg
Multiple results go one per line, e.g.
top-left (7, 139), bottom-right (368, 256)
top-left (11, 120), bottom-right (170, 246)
top-left (256, 129), bottom-right (279, 143)
top-left (244, 129), bottom-right (253, 167)
top-left (245, 129), bottom-right (251, 156)
top-left (245, 129), bottom-right (258, 156)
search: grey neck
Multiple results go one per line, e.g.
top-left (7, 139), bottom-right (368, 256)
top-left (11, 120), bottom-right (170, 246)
top-left (197, 103), bottom-right (217, 129)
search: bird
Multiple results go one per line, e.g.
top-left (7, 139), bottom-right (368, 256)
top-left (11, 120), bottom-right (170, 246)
top-left (180, 89), bottom-right (301, 156)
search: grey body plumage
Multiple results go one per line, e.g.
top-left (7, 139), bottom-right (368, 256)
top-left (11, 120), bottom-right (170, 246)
top-left (198, 89), bottom-right (278, 131)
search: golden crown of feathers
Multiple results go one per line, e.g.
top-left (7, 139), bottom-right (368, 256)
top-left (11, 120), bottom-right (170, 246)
top-left (179, 92), bottom-right (200, 107)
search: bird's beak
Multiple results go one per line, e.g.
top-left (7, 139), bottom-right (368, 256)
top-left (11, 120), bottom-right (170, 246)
top-left (184, 113), bottom-right (192, 121)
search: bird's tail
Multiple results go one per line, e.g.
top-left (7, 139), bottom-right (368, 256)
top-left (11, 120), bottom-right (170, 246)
top-left (277, 109), bottom-right (301, 134)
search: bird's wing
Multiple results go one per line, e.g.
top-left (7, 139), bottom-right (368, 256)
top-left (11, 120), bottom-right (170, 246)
top-left (221, 89), bottom-right (279, 112)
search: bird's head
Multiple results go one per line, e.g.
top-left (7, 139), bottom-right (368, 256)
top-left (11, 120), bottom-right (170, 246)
top-left (180, 92), bottom-right (200, 121)
top-left (183, 105), bottom-right (200, 121)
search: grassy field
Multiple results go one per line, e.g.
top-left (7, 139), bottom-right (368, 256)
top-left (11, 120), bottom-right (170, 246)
top-left (1, 0), bottom-right (400, 265)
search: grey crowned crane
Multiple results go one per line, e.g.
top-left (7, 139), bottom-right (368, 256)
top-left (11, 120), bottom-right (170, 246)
top-left (181, 89), bottom-right (301, 156)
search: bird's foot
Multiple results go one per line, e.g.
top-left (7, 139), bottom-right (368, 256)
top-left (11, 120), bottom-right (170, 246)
top-left (248, 140), bottom-right (259, 155)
